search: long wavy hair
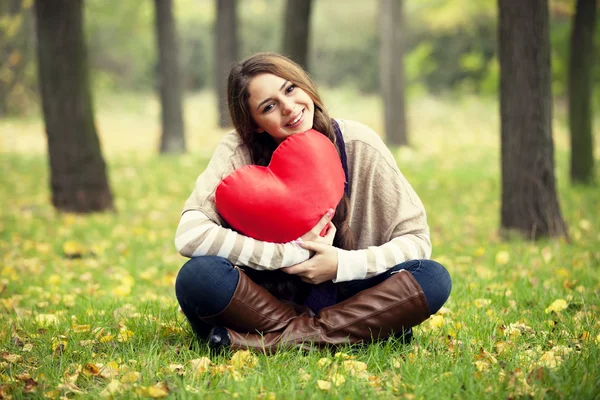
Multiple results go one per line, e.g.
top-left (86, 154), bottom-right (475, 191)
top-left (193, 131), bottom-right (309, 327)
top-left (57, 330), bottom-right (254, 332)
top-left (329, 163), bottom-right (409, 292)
top-left (227, 52), bottom-right (355, 252)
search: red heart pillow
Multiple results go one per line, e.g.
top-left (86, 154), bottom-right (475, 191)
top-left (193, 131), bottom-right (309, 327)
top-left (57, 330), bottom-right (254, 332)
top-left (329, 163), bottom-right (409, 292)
top-left (215, 129), bottom-right (345, 243)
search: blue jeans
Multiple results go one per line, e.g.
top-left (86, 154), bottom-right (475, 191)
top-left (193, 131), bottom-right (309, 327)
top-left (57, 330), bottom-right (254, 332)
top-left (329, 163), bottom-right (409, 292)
top-left (175, 256), bottom-right (452, 338)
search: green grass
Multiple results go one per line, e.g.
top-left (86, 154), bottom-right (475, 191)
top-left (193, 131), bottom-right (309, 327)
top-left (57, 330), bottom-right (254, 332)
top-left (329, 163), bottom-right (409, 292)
top-left (0, 90), bottom-right (599, 399)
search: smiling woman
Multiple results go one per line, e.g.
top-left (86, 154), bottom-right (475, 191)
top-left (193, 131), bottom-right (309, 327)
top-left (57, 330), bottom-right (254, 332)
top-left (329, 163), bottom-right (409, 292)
top-left (173, 52), bottom-right (452, 353)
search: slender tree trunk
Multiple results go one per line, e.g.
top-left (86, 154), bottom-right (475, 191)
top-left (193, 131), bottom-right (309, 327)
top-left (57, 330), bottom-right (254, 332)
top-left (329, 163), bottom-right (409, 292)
top-left (282, 0), bottom-right (313, 71)
top-left (498, 0), bottom-right (567, 239)
top-left (154, 0), bottom-right (186, 153)
top-left (568, 0), bottom-right (596, 184)
top-left (379, 0), bottom-right (408, 146)
top-left (0, 0), bottom-right (33, 117)
top-left (34, 0), bottom-right (114, 213)
top-left (215, 0), bottom-right (238, 128)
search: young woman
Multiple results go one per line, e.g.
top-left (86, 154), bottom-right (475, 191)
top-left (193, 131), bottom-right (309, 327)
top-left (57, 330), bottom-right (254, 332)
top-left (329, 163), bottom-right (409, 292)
top-left (174, 52), bottom-right (451, 352)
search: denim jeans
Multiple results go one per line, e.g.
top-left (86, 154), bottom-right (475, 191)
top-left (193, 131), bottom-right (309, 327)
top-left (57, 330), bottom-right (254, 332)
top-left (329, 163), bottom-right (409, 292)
top-left (175, 256), bottom-right (452, 338)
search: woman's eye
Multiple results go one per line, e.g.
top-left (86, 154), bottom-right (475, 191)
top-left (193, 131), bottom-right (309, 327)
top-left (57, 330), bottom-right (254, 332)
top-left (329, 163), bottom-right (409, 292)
top-left (263, 104), bottom-right (274, 113)
top-left (286, 84), bottom-right (295, 93)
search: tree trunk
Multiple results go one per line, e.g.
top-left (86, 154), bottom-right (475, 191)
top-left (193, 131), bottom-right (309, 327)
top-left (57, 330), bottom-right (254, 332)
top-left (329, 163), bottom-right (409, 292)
top-left (379, 0), bottom-right (408, 146)
top-left (215, 0), bottom-right (238, 128)
top-left (154, 0), bottom-right (186, 153)
top-left (568, 0), bottom-right (596, 184)
top-left (0, 0), bottom-right (33, 117)
top-left (34, 0), bottom-right (114, 213)
top-left (498, 0), bottom-right (567, 239)
top-left (282, 0), bottom-right (313, 71)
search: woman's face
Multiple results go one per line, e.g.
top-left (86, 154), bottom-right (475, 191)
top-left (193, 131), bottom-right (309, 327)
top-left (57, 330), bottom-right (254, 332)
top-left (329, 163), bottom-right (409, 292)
top-left (247, 73), bottom-right (315, 143)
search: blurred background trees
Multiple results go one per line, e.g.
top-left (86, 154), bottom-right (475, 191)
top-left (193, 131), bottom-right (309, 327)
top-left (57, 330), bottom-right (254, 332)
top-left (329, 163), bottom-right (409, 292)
top-left (5, 0), bottom-right (596, 115)
top-left (4, 0), bottom-right (598, 239)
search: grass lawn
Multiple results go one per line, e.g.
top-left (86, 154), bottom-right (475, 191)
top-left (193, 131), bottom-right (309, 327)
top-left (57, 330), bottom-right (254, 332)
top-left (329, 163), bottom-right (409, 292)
top-left (0, 90), bottom-right (599, 399)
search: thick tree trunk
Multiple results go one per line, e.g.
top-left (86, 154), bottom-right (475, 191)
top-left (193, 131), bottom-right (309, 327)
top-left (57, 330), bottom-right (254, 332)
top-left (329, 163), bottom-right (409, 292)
top-left (154, 0), bottom-right (186, 154)
top-left (568, 0), bottom-right (596, 184)
top-left (34, 0), bottom-right (114, 213)
top-left (215, 0), bottom-right (238, 128)
top-left (498, 0), bottom-right (567, 239)
top-left (282, 0), bottom-right (313, 71)
top-left (379, 0), bottom-right (408, 146)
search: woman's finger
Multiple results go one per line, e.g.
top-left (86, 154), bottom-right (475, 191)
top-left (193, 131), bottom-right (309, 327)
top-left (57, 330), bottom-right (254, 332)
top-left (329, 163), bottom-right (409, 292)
top-left (311, 208), bottom-right (334, 234)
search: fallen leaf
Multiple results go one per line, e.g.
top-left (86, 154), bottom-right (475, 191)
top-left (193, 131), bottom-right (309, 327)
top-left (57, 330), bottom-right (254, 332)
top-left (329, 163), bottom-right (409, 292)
top-left (317, 380), bottom-right (331, 391)
top-left (545, 299), bottom-right (568, 314)
top-left (230, 350), bottom-right (257, 369)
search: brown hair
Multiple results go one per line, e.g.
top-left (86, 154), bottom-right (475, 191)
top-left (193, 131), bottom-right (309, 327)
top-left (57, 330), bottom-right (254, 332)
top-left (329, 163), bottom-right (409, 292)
top-left (227, 52), bottom-right (355, 250)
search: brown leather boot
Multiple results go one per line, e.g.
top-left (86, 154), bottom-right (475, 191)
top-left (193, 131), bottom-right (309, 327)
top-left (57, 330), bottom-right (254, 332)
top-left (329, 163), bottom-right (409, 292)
top-left (211, 270), bottom-right (430, 353)
top-left (200, 268), bottom-right (310, 334)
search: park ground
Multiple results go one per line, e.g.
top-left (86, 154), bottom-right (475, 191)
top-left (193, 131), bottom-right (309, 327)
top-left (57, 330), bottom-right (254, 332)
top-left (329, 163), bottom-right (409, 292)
top-left (0, 89), bottom-right (599, 399)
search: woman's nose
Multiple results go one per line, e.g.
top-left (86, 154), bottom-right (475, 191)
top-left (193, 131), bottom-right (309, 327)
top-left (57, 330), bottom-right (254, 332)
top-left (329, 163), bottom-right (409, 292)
top-left (281, 99), bottom-right (295, 115)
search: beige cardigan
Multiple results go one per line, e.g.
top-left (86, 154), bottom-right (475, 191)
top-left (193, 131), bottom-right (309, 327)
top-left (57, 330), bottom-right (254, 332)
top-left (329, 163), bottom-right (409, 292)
top-left (175, 119), bottom-right (431, 282)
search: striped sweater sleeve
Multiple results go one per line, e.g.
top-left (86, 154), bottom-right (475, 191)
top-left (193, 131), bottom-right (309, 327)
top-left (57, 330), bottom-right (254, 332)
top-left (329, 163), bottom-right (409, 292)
top-left (175, 209), bottom-right (311, 270)
top-left (334, 233), bottom-right (431, 282)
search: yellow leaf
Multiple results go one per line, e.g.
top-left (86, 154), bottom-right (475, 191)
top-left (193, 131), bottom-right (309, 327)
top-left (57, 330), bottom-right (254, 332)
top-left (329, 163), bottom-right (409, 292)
top-left (330, 373), bottom-right (346, 387)
top-left (190, 357), bottom-right (211, 374)
top-left (317, 357), bottom-right (332, 369)
top-left (99, 334), bottom-right (115, 343)
top-left (99, 362), bottom-right (120, 379)
top-left (121, 371), bottom-right (141, 383)
top-left (35, 313), bottom-right (59, 327)
top-left (64, 364), bottom-right (82, 384)
top-left (474, 298), bottom-right (491, 308)
top-left (495, 251), bottom-right (510, 265)
top-left (63, 240), bottom-right (85, 258)
top-left (343, 360), bottom-right (368, 376)
top-left (167, 364), bottom-right (185, 375)
top-left (537, 351), bottom-right (562, 369)
top-left (334, 352), bottom-right (355, 360)
top-left (230, 350), bottom-right (257, 369)
top-left (596, 334), bottom-right (600, 344)
top-left (52, 337), bottom-right (67, 353)
top-left (23, 343), bottom-right (33, 352)
top-left (297, 368), bottom-right (311, 382)
top-left (72, 324), bottom-right (91, 333)
top-left (578, 219), bottom-right (591, 231)
top-left (317, 380), bottom-right (332, 391)
top-left (147, 383), bottom-right (169, 398)
top-left (117, 329), bottom-right (134, 342)
top-left (428, 314), bottom-right (445, 328)
top-left (545, 299), bottom-right (568, 314)
top-left (83, 363), bottom-right (101, 376)
top-left (100, 380), bottom-right (123, 397)
top-left (1, 352), bottom-right (22, 363)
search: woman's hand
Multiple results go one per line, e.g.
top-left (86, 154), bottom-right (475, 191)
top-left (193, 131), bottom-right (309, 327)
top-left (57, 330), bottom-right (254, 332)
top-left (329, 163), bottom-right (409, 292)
top-left (281, 241), bottom-right (338, 284)
top-left (300, 208), bottom-right (336, 245)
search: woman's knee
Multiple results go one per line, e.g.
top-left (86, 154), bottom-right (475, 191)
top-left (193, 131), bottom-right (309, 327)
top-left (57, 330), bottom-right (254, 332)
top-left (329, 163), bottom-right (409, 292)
top-left (411, 260), bottom-right (452, 315)
top-left (175, 256), bottom-right (238, 300)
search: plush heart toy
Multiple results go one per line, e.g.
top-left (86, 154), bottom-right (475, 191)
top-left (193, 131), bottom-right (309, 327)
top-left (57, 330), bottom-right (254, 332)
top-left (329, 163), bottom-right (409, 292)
top-left (215, 129), bottom-right (346, 243)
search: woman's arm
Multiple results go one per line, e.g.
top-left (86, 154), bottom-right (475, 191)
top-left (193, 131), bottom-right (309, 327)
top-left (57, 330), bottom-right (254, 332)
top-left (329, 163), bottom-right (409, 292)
top-left (175, 210), bottom-right (311, 270)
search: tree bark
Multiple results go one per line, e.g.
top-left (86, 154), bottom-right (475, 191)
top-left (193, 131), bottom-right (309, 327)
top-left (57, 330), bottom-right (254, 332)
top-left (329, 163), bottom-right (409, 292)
top-left (282, 0), bottom-right (313, 71)
top-left (154, 0), bottom-right (186, 153)
top-left (568, 0), bottom-right (596, 184)
top-left (215, 0), bottom-right (238, 128)
top-left (379, 0), bottom-right (408, 146)
top-left (498, 0), bottom-right (567, 239)
top-left (34, 0), bottom-right (114, 213)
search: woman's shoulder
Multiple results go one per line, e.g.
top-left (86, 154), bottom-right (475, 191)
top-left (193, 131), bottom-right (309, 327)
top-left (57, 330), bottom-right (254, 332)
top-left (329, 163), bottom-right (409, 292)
top-left (336, 119), bottom-right (391, 156)
top-left (213, 130), bottom-right (251, 163)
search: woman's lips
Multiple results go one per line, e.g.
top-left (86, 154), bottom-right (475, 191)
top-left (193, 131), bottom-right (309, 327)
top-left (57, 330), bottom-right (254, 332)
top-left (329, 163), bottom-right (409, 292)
top-left (285, 109), bottom-right (304, 128)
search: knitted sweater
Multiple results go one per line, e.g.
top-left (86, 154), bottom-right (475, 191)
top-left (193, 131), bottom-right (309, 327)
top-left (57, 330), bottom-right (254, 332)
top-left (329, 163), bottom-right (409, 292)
top-left (175, 119), bottom-right (432, 282)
